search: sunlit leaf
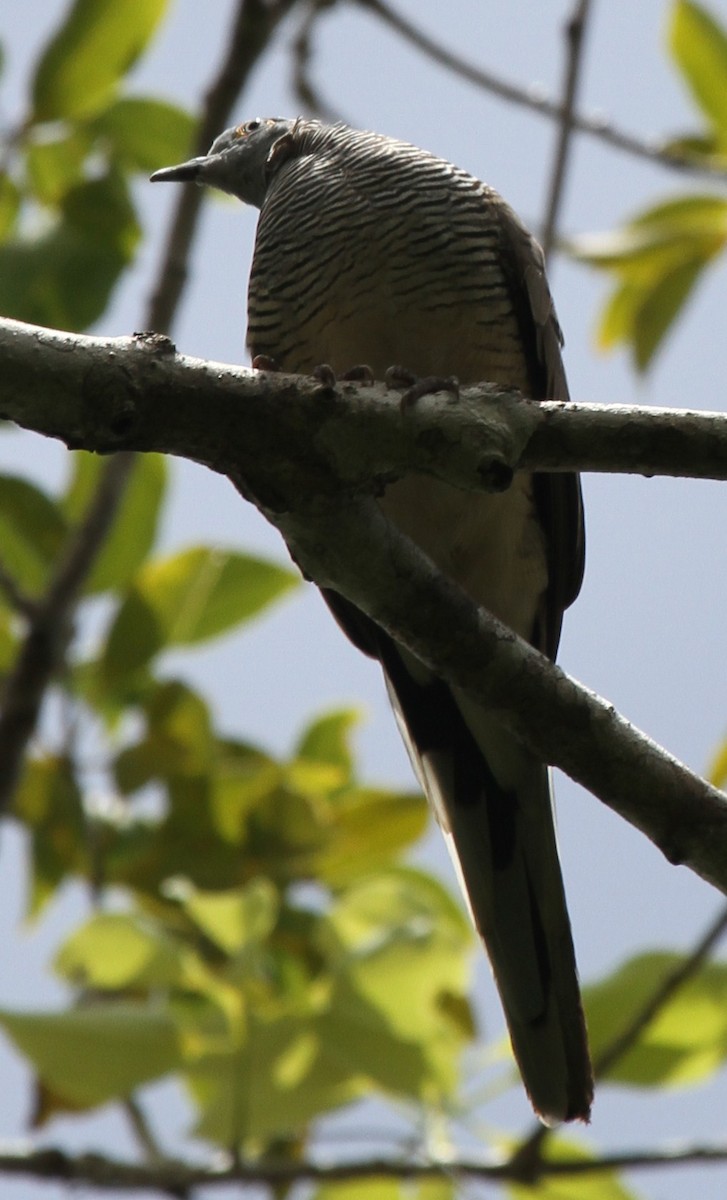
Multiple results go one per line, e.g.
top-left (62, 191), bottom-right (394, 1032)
top-left (114, 680), bottom-right (213, 791)
top-left (321, 868), bottom-right (474, 1088)
top-left (631, 255), bottom-right (705, 369)
top-left (0, 609), bottom-right (17, 674)
top-left (54, 911), bottom-right (192, 989)
top-left (100, 546), bottom-right (298, 690)
top-left (313, 788), bottom-right (428, 887)
top-left (0, 1004), bottom-right (181, 1106)
top-left (573, 195), bottom-right (727, 268)
top-left (0, 174), bottom-right (20, 240)
top-left (295, 708), bottom-right (361, 779)
top-left (186, 1010), bottom-right (363, 1146)
top-left (315, 1183), bottom-right (454, 1200)
top-left (208, 739), bottom-right (282, 844)
top-left (93, 95), bottom-right (196, 171)
top-left (26, 130), bottom-right (91, 205)
top-left (670, 0), bottom-right (727, 147)
top-left (314, 1182), bottom-right (404, 1200)
top-left (178, 879), bottom-right (280, 957)
top-left (571, 193), bottom-right (727, 370)
top-left (662, 129), bottom-right (727, 165)
top-left (585, 951), bottom-right (727, 1087)
top-left (63, 451), bottom-right (167, 593)
top-left (708, 738), bottom-right (727, 787)
top-left (32, 0), bottom-right (169, 121)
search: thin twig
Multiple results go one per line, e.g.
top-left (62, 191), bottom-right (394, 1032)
top-left (147, 0), bottom-right (300, 331)
top-left (595, 900), bottom-right (727, 1079)
top-left (0, 452), bottom-right (134, 812)
top-left (354, 0), bottom-right (727, 182)
top-left (0, 556), bottom-right (35, 616)
top-left (511, 901), bottom-right (727, 1175)
top-left (541, 0), bottom-right (593, 260)
top-left (123, 1098), bottom-right (166, 1166)
top-left (291, 0), bottom-right (348, 122)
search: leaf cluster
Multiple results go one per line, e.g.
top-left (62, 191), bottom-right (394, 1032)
top-left (570, 0), bottom-right (727, 370)
top-left (0, 0), bottom-right (195, 330)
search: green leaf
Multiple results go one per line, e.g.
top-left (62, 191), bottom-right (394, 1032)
top-left (630, 255), bottom-right (705, 369)
top-left (708, 737), bottom-right (727, 787)
top-left (295, 708), bottom-right (361, 778)
top-left (93, 95), bottom-right (196, 171)
top-left (312, 787), bottom-right (428, 887)
top-left (208, 740), bottom-right (282, 844)
top-left (0, 172), bottom-right (140, 330)
top-left (321, 868), bottom-right (475, 1089)
top-left (178, 879), bottom-right (280, 957)
top-left (63, 451), bottom-right (167, 593)
top-left (12, 756), bottom-right (86, 916)
top-left (572, 195), bottom-right (727, 268)
top-left (572, 194), bottom-right (727, 370)
top-left (315, 1184), bottom-right (454, 1200)
top-left (100, 546), bottom-right (298, 690)
top-left (26, 129), bottom-right (91, 205)
top-left (0, 173), bottom-right (20, 240)
top-left (32, 0), bottom-right (170, 122)
top-left (0, 475), bottom-right (67, 593)
top-left (55, 912), bottom-right (192, 990)
top-left (0, 1004), bottom-right (181, 1106)
top-left (314, 1183), bottom-right (405, 1200)
top-left (185, 1008), bottom-right (364, 1147)
top-left (662, 129), bottom-right (727, 165)
top-left (670, 1), bottom-right (727, 147)
top-left (585, 951), bottom-right (727, 1087)
top-left (0, 609), bottom-right (18, 674)
top-left (114, 680), bottom-right (213, 791)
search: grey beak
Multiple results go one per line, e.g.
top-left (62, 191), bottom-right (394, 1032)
top-left (150, 158), bottom-right (206, 184)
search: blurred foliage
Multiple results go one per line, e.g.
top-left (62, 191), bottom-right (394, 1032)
top-left (0, 0), bottom-right (195, 332)
top-left (1, 0), bottom-right (727, 1194)
top-left (570, 0), bottom-right (727, 370)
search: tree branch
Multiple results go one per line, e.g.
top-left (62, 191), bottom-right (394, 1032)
top-left (541, 0), bottom-right (592, 260)
top-left (354, 0), bottom-right (727, 182)
top-left (2, 320), bottom-right (727, 484)
top-left (1, 317), bottom-right (726, 892)
top-left (3, 1139), bottom-right (727, 1193)
top-left (595, 900), bottom-right (727, 1079)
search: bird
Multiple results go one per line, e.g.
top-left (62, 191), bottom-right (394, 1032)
top-left (151, 117), bottom-right (592, 1124)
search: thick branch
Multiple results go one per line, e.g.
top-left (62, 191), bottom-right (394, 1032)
top-left (1, 320), bottom-right (727, 483)
top-left (1, 317), bottom-right (727, 894)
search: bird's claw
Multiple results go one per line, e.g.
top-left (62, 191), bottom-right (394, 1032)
top-left (385, 366), bottom-right (460, 409)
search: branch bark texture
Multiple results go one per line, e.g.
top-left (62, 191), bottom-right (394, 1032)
top-left (2, 317), bottom-right (727, 894)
